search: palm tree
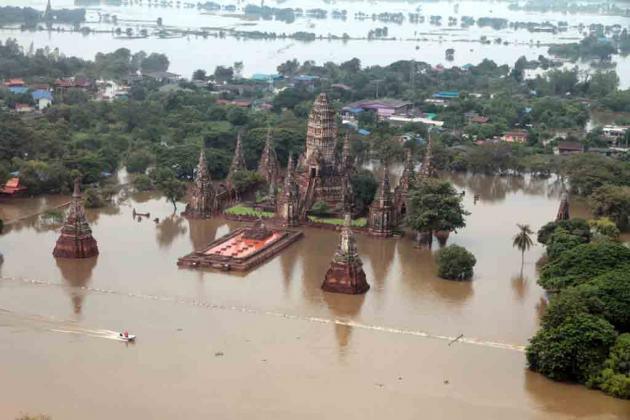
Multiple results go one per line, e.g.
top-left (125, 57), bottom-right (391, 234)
top-left (513, 224), bottom-right (534, 274)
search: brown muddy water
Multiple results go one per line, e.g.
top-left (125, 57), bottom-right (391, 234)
top-left (0, 173), bottom-right (629, 420)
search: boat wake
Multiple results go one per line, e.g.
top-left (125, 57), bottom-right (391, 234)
top-left (0, 308), bottom-right (128, 342)
top-left (1, 276), bottom-right (525, 352)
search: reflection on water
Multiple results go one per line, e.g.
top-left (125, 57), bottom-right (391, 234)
top-left (322, 292), bottom-right (365, 357)
top-left (55, 257), bottom-right (97, 315)
top-left (155, 215), bottom-right (187, 248)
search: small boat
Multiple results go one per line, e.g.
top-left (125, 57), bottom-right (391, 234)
top-left (119, 332), bottom-right (136, 341)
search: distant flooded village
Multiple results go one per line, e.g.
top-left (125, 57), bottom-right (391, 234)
top-left (1, 0), bottom-right (630, 419)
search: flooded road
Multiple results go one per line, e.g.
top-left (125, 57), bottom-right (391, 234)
top-left (1, 174), bottom-right (629, 419)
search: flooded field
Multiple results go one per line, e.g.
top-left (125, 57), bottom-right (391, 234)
top-left (1, 173), bottom-right (629, 419)
top-left (1, 0), bottom-right (630, 87)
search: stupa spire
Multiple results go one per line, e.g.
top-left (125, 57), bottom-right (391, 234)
top-left (419, 130), bottom-right (437, 178)
top-left (53, 178), bottom-right (99, 259)
top-left (258, 127), bottom-right (279, 185)
top-left (368, 168), bottom-right (395, 237)
top-left (183, 148), bottom-right (217, 218)
top-left (228, 132), bottom-right (247, 184)
top-left (278, 153), bottom-right (300, 226)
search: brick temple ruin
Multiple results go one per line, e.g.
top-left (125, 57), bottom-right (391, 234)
top-left (322, 214), bottom-right (370, 294)
top-left (182, 149), bottom-right (219, 218)
top-left (556, 188), bottom-right (570, 221)
top-left (177, 219), bottom-right (302, 272)
top-left (53, 179), bottom-right (99, 259)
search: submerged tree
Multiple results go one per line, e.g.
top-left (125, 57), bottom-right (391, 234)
top-left (405, 178), bottom-right (468, 247)
top-left (150, 167), bottom-right (186, 213)
top-left (513, 224), bottom-right (534, 273)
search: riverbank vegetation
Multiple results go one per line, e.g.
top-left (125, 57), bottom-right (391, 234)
top-left (529, 218), bottom-right (630, 398)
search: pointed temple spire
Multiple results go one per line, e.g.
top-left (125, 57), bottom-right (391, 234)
top-left (278, 153), bottom-right (300, 227)
top-left (556, 187), bottom-right (570, 221)
top-left (418, 130), bottom-right (438, 179)
top-left (53, 178), bottom-right (99, 259)
top-left (368, 168), bottom-right (395, 237)
top-left (322, 214), bottom-right (370, 294)
top-left (228, 132), bottom-right (247, 182)
top-left (305, 92), bottom-right (337, 169)
top-left (183, 148), bottom-right (218, 218)
top-left (258, 127), bottom-right (280, 185)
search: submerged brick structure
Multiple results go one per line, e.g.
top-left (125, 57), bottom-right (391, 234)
top-left (294, 93), bottom-right (353, 219)
top-left (556, 189), bottom-right (570, 221)
top-left (322, 214), bottom-right (370, 294)
top-left (368, 170), bottom-right (395, 237)
top-left (177, 220), bottom-right (302, 272)
top-left (183, 149), bottom-right (218, 218)
top-left (53, 179), bottom-right (99, 259)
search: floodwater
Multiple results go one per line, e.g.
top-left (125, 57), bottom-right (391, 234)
top-left (1, 173), bottom-right (629, 419)
top-left (1, 0), bottom-right (630, 87)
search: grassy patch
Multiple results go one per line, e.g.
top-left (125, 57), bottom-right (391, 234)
top-left (308, 216), bottom-right (367, 228)
top-left (224, 205), bottom-right (274, 218)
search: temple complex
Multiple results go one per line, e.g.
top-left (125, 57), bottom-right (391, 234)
top-left (182, 149), bottom-right (218, 218)
top-left (393, 149), bottom-right (415, 224)
top-left (322, 214), bottom-right (370, 294)
top-left (53, 179), bottom-right (99, 259)
top-left (556, 189), bottom-right (570, 221)
top-left (368, 170), bottom-right (395, 237)
top-left (177, 219), bottom-right (302, 272)
top-left (293, 93), bottom-right (353, 219)
top-left (277, 154), bottom-right (301, 227)
top-left (258, 128), bottom-right (280, 186)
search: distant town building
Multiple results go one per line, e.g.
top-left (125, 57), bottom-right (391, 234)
top-left (342, 98), bottom-right (412, 120)
top-left (555, 142), bottom-right (584, 155)
top-left (501, 130), bottom-right (528, 143)
top-left (31, 89), bottom-right (53, 110)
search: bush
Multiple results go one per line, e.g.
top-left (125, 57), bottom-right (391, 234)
top-left (310, 200), bottom-right (330, 217)
top-left (126, 149), bottom-right (154, 174)
top-left (83, 187), bottom-right (106, 208)
top-left (579, 270), bottom-right (630, 332)
top-left (133, 174), bottom-right (153, 192)
top-left (436, 244), bottom-right (476, 280)
top-left (537, 218), bottom-right (591, 245)
top-left (590, 333), bottom-right (630, 399)
top-left (538, 241), bottom-right (630, 291)
top-left (527, 313), bottom-right (617, 382)
top-left (546, 228), bottom-right (583, 260)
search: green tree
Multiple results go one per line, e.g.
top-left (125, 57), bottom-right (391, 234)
top-left (405, 178), bottom-right (468, 247)
top-left (589, 218), bottom-right (621, 241)
top-left (546, 228), bottom-right (584, 260)
top-left (133, 174), bottom-right (153, 191)
top-left (527, 313), bottom-right (617, 382)
top-left (589, 185), bottom-right (630, 230)
top-left (141, 53), bottom-right (169, 72)
top-left (126, 149), bottom-right (153, 174)
top-left (436, 244), bottom-right (477, 280)
top-left (150, 168), bottom-right (186, 212)
top-left (513, 224), bottom-right (534, 272)
top-left (350, 169), bottom-right (378, 213)
top-left (539, 241), bottom-right (630, 291)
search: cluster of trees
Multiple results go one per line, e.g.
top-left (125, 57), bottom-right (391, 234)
top-left (0, 39), bottom-right (169, 81)
top-left (528, 218), bottom-right (630, 398)
top-left (0, 6), bottom-right (86, 28)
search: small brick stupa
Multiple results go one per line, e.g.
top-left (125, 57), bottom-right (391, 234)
top-left (258, 127), bottom-right (280, 186)
top-left (53, 179), bottom-right (99, 259)
top-left (322, 214), bottom-right (370, 294)
top-left (556, 189), bottom-right (570, 221)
